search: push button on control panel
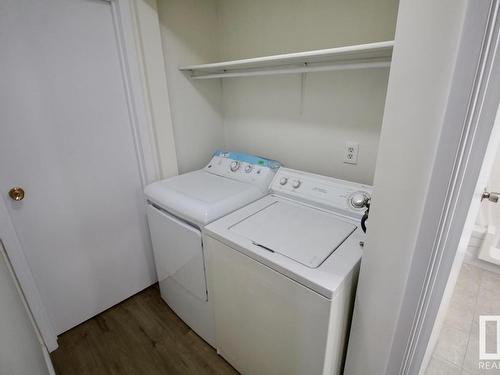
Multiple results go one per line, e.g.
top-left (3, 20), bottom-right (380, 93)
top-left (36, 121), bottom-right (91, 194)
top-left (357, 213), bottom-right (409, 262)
top-left (292, 180), bottom-right (301, 189)
top-left (279, 177), bottom-right (288, 185)
top-left (244, 164), bottom-right (253, 173)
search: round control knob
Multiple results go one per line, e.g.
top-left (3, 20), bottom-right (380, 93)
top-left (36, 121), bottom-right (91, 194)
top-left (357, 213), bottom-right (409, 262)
top-left (292, 180), bottom-right (301, 189)
top-left (230, 161), bottom-right (240, 172)
top-left (349, 191), bottom-right (370, 209)
top-left (279, 177), bottom-right (288, 185)
top-left (244, 164), bottom-right (253, 173)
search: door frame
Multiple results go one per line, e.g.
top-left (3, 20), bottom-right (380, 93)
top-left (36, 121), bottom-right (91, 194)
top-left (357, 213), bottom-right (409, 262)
top-left (110, 0), bottom-right (162, 185)
top-left (386, 1), bottom-right (500, 373)
top-left (0, 0), bottom-right (167, 351)
top-left (0, 197), bottom-right (58, 352)
top-left (110, 0), bottom-right (178, 183)
top-left (0, 221), bottom-right (56, 374)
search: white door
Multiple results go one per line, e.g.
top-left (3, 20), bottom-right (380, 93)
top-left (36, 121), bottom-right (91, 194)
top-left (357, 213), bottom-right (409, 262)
top-left (0, 0), bottom-right (157, 335)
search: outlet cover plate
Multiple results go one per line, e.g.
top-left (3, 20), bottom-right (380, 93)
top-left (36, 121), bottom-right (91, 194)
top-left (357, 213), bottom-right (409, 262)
top-left (344, 142), bottom-right (359, 164)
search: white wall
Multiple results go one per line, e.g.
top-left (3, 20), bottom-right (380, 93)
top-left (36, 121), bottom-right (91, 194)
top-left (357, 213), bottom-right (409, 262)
top-left (217, 0), bottom-right (397, 184)
top-left (218, 0), bottom-right (398, 184)
top-left (157, 0), bottom-right (398, 183)
top-left (157, 0), bottom-right (224, 173)
top-left (344, 0), bottom-right (468, 374)
top-left (477, 144), bottom-right (500, 228)
top-left (216, 0), bottom-right (399, 59)
top-left (0, 242), bottom-right (52, 375)
top-left (222, 70), bottom-right (389, 184)
top-left (487, 147), bottom-right (500, 190)
top-left (465, 135), bottom-right (500, 272)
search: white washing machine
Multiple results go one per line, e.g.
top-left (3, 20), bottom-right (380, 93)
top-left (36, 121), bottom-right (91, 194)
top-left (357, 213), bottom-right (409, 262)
top-left (144, 151), bottom-right (281, 346)
top-left (203, 167), bottom-right (372, 375)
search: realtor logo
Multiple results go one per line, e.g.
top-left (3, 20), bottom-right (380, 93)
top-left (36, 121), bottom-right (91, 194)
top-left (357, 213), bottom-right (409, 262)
top-left (480, 315), bottom-right (500, 360)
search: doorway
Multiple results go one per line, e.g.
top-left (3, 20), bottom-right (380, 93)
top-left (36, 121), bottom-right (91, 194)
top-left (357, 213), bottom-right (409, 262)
top-left (423, 105), bottom-right (500, 374)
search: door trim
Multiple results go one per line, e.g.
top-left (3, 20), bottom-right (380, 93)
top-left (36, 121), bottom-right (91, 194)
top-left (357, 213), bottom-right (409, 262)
top-left (387, 1), bottom-right (500, 373)
top-left (110, 0), bottom-right (162, 185)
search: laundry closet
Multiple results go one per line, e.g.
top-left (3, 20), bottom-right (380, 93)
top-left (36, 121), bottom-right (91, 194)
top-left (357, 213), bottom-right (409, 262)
top-left (2, 1), bottom-right (483, 374)
top-left (157, 0), bottom-right (398, 184)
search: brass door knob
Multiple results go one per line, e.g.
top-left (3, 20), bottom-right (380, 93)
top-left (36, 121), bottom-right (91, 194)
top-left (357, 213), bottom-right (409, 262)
top-left (9, 187), bottom-right (25, 201)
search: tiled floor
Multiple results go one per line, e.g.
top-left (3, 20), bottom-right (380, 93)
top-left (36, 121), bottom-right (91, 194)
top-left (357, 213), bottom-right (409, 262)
top-left (426, 263), bottom-right (500, 375)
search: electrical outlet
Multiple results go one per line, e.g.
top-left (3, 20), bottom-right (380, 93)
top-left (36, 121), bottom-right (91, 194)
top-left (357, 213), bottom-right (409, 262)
top-left (344, 142), bottom-right (359, 164)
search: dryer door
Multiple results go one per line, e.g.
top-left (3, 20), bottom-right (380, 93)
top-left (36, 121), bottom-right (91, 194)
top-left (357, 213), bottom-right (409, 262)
top-left (146, 205), bottom-right (207, 301)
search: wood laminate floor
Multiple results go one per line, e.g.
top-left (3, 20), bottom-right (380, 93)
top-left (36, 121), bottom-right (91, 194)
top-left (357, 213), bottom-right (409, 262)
top-left (50, 285), bottom-right (238, 375)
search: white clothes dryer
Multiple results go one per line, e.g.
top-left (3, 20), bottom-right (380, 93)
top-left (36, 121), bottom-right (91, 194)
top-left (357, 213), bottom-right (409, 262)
top-left (144, 151), bottom-right (280, 346)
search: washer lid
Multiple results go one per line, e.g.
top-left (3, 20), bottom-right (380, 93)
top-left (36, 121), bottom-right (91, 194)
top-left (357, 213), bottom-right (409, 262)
top-left (229, 200), bottom-right (356, 268)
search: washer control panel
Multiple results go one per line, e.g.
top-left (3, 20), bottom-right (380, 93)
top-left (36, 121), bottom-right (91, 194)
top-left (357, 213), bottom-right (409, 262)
top-left (270, 168), bottom-right (372, 218)
top-left (204, 151), bottom-right (281, 189)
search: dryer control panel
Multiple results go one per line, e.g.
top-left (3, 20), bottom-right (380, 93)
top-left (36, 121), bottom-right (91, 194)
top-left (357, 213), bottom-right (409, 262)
top-left (270, 168), bottom-right (372, 218)
top-left (204, 151), bottom-right (281, 190)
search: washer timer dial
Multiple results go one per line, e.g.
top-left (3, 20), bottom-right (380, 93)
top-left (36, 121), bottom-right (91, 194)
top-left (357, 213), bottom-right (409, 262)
top-left (349, 191), bottom-right (370, 209)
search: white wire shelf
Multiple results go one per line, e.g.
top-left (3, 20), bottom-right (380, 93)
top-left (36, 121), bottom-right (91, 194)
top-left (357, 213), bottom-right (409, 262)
top-left (179, 41), bottom-right (394, 79)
